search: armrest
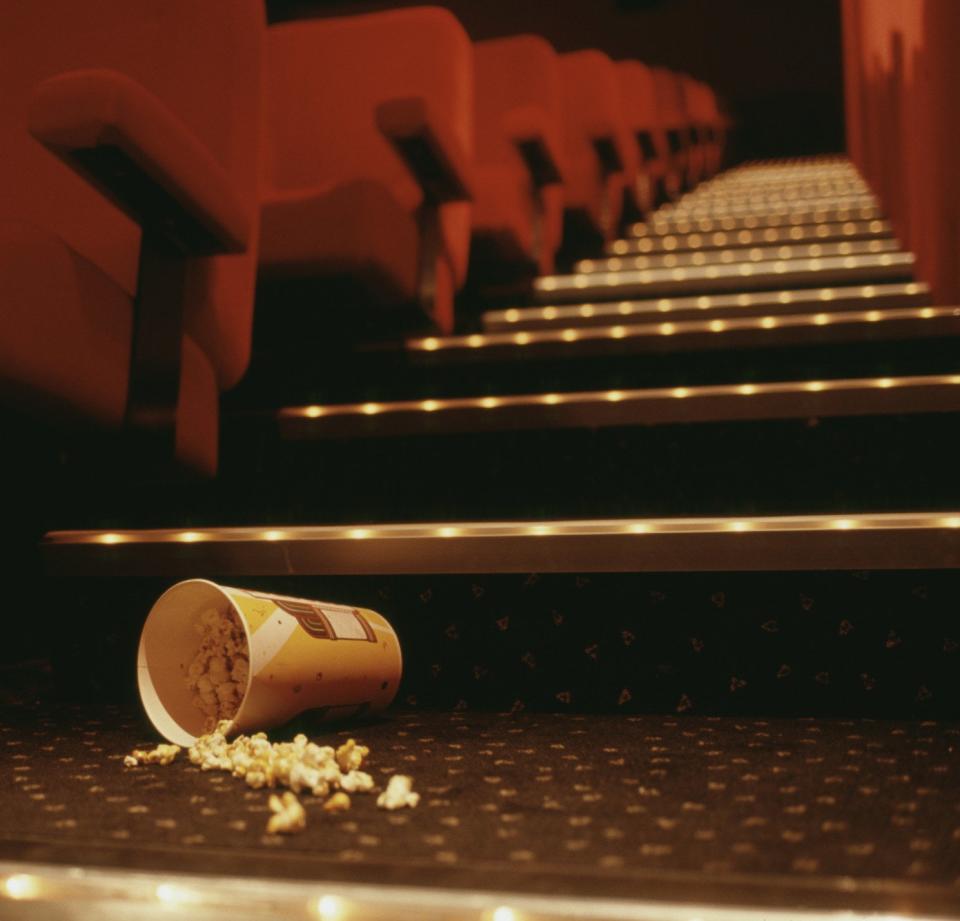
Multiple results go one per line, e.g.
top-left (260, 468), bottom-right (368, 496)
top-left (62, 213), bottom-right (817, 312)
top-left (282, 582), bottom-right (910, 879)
top-left (28, 69), bottom-right (249, 256)
top-left (376, 96), bottom-right (472, 205)
top-left (502, 106), bottom-right (564, 187)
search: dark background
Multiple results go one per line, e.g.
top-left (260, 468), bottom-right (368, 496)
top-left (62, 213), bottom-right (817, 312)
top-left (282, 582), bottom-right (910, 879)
top-left (267, 0), bottom-right (846, 162)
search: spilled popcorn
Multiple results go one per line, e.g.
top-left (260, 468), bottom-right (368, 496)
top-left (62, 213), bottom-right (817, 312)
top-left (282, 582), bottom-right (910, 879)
top-left (376, 774), bottom-right (420, 811)
top-left (122, 743), bottom-right (181, 767)
top-left (125, 720), bottom-right (416, 834)
top-left (267, 791), bottom-right (306, 835)
top-left (184, 608), bottom-right (248, 734)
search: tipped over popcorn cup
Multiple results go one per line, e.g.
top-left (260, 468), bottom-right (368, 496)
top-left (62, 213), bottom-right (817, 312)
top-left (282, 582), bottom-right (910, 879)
top-left (137, 580), bottom-right (402, 745)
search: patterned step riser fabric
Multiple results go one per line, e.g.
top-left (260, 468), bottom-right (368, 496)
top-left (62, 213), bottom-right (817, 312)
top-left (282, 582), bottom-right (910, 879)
top-left (16, 571), bottom-right (960, 719)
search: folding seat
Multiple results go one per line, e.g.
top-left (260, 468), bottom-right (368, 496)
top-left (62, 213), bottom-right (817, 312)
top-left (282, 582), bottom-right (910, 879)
top-left (558, 50), bottom-right (634, 252)
top-left (470, 35), bottom-right (565, 278)
top-left (616, 60), bottom-right (669, 214)
top-left (678, 74), bottom-right (706, 188)
top-left (0, 0), bottom-right (264, 476)
top-left (259, 8), bottom-right (473, 336)
top-left (651, 67), bottom-right (690, 198)
top-left (683, 79), bottom-right (724, 180)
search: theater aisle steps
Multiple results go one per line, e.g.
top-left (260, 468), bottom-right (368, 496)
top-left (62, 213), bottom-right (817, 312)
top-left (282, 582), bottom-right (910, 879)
top-left (52, 155), bottom-right (960, 538)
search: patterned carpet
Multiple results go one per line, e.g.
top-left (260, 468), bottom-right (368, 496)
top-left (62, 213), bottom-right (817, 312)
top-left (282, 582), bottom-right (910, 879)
top-left (2, 704), bottom-right (958, 910)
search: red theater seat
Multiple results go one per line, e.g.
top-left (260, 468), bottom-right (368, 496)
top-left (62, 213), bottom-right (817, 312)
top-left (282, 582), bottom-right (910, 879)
top-left (558, 50), bottom-right (634, 250)
top-left (0, 0), bottom-right (264, 475)
top-left (651, 67), bottom-right (689, 198)
top-left (616, 60), bottom-right (668, 214)
top-left (471, 35), bottom-right (565, 278)
top-left (679, 75), bottom-right (707, 186)
top-left (260, 7), bottom-right (473, 335)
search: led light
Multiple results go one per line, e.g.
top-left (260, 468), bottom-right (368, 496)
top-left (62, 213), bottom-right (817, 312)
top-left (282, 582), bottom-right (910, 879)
top-left (761, 316), bottom-right (778, 329)
top-left (98, 533), bottom-right (126, 545)
top-left (514, 332), bottom-right (532, 346)
top-left (869, 220), bottom-right (883, 233)
top-left (737, 293), bottom-right (753, 306)
top-left (627, 522), bottom-right (651, 533)
top-left (866, 311), bottom-right (881, 322)
top-left (657, 298), bottom-right (673, 313)
top-left (639, 238), bottom-right (654, 253)
top-left (437, 526), bottom-right (460, 538)
top-left (573, 275), bottom-right (588, 289)
top-left (816, 225), bottom-right (829, 237)
top-left (178, 531), bottom-right (204, 543)
top-left (606, 390), bottom-right (625, 402)
top-left (697, 296), bottom-right (711, 309)
top-left (304, 405), bottom-right (325, 419)
top-left (528, 525), bottom-right (552, 536)
top-left (660, 323), bottom-right (676, 336)
top-left (672, 387), bottom-right (690, 398)
top-left (868, 240), bottom-right (882, 253)
top-left (505, 309), bottom-right (520, 323)
top-left (613, 240), bottom-right (629, 255)
top-left (905, 283), bottom-right (921, 295)
top-left (4, 875), bottom-right (40, 900)
top-left (316, 895), bottom-right (344, 920)
top-left (806, 381), bottom-right (826, 392)
top-left (728, 521), bottom-right (752, 532)
top-left (480, 397), bottom-right (500, 409)
top-left (920, 308), bottom-right (935, 319)
top-left (738, 264), bottom-right (753, 276)
top-left (542, 393), bottom-right (562, 405)
top-left (941, 517), bottom-right (960, 528)
top-left (738, 384), bottom-right (757, 395)
top-left (773, 261), bottom-right (788, 274)
top-left (421, 399), bottom-right (441, 412)
top-left (608, 258), bottom-right (623, 271)
top-left (663, 254), bottom-right (678, 268)
top-left (543, 306), bottom-right (558, 320)
top-left (689, 234), bottom-right (703, 247)
top-left (610, 326), bottom-right (627, 339)
top-left (712, 232), bottom-right (727, 245)
top-left (813, 313), bottom-right (830, 325)
top-left (579, 304), bottom-right (596, 317)
top-left (789, 226), bottom-right (802, 240)
top-left (880, 253), bottom-right (894, 265)
top-left (348, 528), bottom-right (371, 540)
top-left (778, 246), bottom-right (792, 259)
top-left (832, 519), bottom-right (856, 530)
top-left (560, 328), bottom-right (579, 343)
top-left (808, 259), bottom-right (823, 270)
top-left (709, 320), bottom-right (726, 332)
top-left (671, 268), bottom-right (686, 280)
top-left (580, 260), bottom-right (596, 272)
top-left (156, 884), bottom-right (194, 905)
top-left (749, 248), bottom-right (763, 262)
top-left (362, 402), bottom-right (382, 415)
top-left (875, 378), bottom-right (894, 388)
top-left (420, 337), bottom-right (440, 352)
top-left (263, 530), bottom-right (286, 541)
top-left (492, 906), bottom-right (517, 921)
top-left (818, 289), bottom-right (835, 301)
top-left (861, 285), bottom-right (877, 298)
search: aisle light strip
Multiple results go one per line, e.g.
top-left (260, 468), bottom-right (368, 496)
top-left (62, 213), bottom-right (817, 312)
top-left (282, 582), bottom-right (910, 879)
top-left (534, 252), bottom-right (914, 293)
top-left (408, 305), bottom-right (959, 353)
top-left (631, 206), bottom-right (882, 236)
top-left (581, 239), bottom-right (897, 273)
top-left (485, 283), bottom-right (927, 327)
top-left (609, 221), bottom-right (892, 256)
top-left (273, 373), bottom-right (960, 426)
top-left (44, 507), bottom-right (960, 547)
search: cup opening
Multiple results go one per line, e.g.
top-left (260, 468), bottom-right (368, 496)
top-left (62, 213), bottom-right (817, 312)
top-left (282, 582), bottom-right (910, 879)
top-left (137, 579), bottom-right (251, 746)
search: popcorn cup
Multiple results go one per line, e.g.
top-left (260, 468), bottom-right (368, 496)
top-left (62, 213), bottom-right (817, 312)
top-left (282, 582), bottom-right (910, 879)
top-left (137, 579), bottom-right (402, 746)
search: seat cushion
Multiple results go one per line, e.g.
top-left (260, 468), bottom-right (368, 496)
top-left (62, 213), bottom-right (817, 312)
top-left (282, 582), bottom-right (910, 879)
top-left (259, 179), bottom-right (419, 303)
top-left (0, 220), bottom-right (131, 426)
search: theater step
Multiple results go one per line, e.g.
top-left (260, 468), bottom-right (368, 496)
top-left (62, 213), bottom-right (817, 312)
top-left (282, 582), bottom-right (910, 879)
top-left (605, 218), bottom-right (893, 255)
top-left (630, 202), bottom-right (882, 235)
top-left (531, 251), bottom-right (913, 303)
top-left (578, 237), bottom-right (899, 273)
top-left (484, 281), bottom-right (927, 331)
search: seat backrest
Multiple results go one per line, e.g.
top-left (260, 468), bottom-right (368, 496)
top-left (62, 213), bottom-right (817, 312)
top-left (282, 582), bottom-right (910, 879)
top-left (559, 49), bottom-right (634, 235)
top-left (262, 7), bottom-right (473, 286)
top-left (616, 60), bottom-right (667, 180)
top-left (0, 0), bottom-right (265, 391)
top-left (474, 34), bottom-right (564, 171)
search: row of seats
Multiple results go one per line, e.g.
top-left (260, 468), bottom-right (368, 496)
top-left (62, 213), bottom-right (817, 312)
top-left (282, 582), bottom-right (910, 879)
top-left (842, 0), bottom-right (960, 305)
top-left (0, 2), bottom-right (726, 476)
